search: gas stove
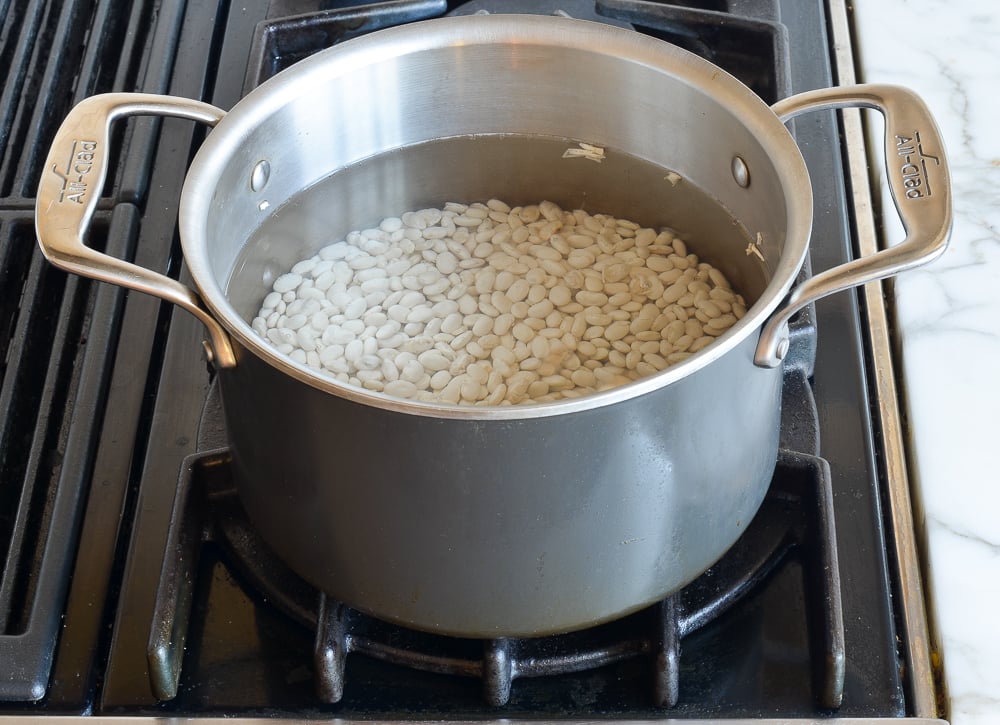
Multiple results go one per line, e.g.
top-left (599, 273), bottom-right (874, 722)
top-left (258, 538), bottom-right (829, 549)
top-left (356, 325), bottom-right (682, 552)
top-left (0, 1), bottom-right (942, 723)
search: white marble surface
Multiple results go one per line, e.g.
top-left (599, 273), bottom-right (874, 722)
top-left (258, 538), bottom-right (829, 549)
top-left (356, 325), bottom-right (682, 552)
top-left (853, 2), bottom-right (1000, 724)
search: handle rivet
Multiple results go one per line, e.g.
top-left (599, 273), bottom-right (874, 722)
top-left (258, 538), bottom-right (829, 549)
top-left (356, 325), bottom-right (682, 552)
top-left (731, 156), bottom-right (750, 188)
top-left (250, 160), bottom-right (271, 192)
top-left (776, 337), bottom-right (789, 360)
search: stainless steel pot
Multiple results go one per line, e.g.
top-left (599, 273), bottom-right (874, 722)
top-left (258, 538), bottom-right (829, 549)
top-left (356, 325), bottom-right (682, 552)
top-left (34, 15), bottom-right (950, 637)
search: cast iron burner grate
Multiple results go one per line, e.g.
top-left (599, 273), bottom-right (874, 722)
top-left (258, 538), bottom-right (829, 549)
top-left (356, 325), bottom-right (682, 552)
top-left (147, 387), bottom-right (844, 709)
top-left (245, 0), bottom-right (790, 103)
top-left (0, 0), bottom-right (910, 715)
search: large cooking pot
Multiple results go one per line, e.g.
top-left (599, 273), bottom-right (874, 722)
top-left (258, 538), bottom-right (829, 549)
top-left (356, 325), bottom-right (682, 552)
top-left (35, 15), bottom-right (950, 638)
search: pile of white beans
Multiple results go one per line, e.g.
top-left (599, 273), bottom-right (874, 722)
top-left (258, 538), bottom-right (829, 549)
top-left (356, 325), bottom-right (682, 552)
top-left (251, 199), bottom-right (746, 405)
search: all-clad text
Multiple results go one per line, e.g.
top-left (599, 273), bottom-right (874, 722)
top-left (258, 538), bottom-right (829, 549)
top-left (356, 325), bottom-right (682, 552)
top-left (52, 140), bottom-right (98, 204)
top-left (895, 131), bottom-right (939, 200)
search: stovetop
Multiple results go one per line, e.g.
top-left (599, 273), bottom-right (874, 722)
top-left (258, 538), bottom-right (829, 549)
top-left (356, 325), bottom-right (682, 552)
top-left (0, 0), bottom-right (940, 721)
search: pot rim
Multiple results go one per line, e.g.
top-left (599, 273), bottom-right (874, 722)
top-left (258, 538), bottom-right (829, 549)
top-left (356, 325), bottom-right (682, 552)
top-left (179, 14), bottom-right (813, 420)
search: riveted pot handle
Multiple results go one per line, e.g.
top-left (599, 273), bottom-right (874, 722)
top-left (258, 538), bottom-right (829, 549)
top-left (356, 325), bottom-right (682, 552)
top-left (35, 92), bottom-right (236, 368)
top-left (754, 83), bottom-right (951, 367)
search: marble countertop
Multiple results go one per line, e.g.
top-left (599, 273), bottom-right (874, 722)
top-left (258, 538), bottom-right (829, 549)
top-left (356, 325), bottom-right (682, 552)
top-left (853, 3), bottom-right (1000, 724)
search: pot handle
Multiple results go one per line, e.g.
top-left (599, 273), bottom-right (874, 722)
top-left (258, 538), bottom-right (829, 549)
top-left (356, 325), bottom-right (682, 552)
top-left (754, 84), bottom-right (951, 367)
top-left (35, 92), bottom-right (237, 368)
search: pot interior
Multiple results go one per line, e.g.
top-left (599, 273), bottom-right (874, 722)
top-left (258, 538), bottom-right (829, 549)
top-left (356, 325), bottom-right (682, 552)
top-left (182, 15), bottom-right (811, 369)
top-left (225, 133), bottom-right (764, 320)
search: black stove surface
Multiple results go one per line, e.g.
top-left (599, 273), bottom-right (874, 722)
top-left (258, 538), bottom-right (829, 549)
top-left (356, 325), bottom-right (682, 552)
top-left (0, 0), bottom-right (908, 719)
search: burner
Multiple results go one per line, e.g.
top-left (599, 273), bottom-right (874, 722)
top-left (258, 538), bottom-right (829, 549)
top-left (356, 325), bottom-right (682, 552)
top-left (595, 0), bottom-right (791, 102)
top-left (242, 0), bottom-right (789, 103)
top-left (244, 0), bottom-right (449, 95)
top-left (147, 382), bottom-right (844, 709)
top-left (143, 6), bottom-right (828, 705)
top-left (446, 0), bottom-right (633, 28)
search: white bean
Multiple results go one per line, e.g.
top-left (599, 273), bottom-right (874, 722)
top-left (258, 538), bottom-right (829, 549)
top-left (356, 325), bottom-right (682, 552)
top-left (272, 273), bottom-right (302, 294)
top-left (417, 350), bottom-right (451, 372)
